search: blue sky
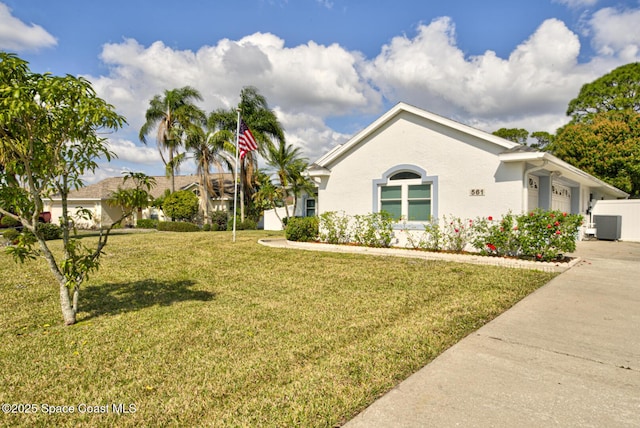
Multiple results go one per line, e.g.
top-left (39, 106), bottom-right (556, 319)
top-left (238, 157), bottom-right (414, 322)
top-left (1, 0), bottom-right (639, 183)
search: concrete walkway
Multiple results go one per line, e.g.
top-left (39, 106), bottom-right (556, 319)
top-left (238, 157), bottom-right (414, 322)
top-left (341, 240), bottom-right (640, 427)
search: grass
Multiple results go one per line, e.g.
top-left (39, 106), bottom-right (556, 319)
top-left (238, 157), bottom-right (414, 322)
top-left (0, 230), bottom-right (556, 427)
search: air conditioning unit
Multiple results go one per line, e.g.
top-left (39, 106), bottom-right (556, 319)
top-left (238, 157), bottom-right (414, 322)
top-left (594, 215), bottom-right (622, 241)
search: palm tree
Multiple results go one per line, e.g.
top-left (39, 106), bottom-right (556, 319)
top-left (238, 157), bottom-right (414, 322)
top-left (265, 140), bottom-right (313, 225)
top-left (253, 169), bottom-right (285, 226)
top-left (288, 158), bottom-right (317, 216)
top-left (208, 86), bottom-right (285, 221)
top-left (139, 86), bottom-right (205, 193)
top-left (185, 124), bottom-right (235, 224)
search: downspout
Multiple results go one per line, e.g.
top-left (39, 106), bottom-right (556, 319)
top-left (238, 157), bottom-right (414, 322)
top-left (522, 160), bottom-right (548, 212)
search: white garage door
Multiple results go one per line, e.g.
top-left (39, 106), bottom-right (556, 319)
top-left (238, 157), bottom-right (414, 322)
top-left (552, 183), bottom-right (572, 212)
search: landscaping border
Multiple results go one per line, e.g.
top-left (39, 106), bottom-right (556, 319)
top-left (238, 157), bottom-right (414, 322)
top-left (258, 238), bottom-right (581, 273)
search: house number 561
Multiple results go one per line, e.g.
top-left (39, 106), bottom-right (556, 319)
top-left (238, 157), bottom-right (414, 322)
top-left (470, 189), bottom-right (485, 196)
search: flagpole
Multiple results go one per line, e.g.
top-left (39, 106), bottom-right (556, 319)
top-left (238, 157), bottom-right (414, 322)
top-left (232, 108), bottom-right (241, 243)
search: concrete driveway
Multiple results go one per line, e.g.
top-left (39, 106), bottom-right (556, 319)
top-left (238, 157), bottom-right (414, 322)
top-left (344, 240), bottom-right (640, 427)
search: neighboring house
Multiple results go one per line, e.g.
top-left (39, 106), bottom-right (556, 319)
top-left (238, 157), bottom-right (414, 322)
top-left (272, 102), bottom-right (627, 237)
top-left (45, 174), bottom-right (234, 228)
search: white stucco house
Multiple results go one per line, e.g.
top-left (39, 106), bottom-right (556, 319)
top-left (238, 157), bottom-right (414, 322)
top-left (267, 103), bottom-right (627, 235)
top-left (45, 174), bottom-right (234, 228)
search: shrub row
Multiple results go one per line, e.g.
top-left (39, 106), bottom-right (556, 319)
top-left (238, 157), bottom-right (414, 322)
top-left (2, 223), bottom-right (62, 244)
top-left (136, 219), bottom-right (158, 229)
top-left (318, 211), bottom-right (395, 248)
top-left (157, 221), bottom-right (201, 232)
top-left (316, 209), bottom-right (582, 261)
top-left (405, 209), bottom-right (583, 261)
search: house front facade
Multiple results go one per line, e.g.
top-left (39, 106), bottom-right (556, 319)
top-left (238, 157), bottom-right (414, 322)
top-left (46, 174), bottom-right (234, 228)
top-left (300, 103), bottom-right (627, 238)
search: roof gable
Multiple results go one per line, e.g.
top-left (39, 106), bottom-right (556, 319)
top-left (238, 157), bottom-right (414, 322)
top-left (313, 102), bottom-right (519, 168)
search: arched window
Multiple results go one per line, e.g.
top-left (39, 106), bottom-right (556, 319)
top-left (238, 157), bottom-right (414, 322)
top-left (373, 165), bottom-right (438, 223)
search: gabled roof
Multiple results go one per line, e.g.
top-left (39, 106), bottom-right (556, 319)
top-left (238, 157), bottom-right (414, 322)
top-left (308, 102), bottom-right (628, 198)
top-left (311, 102), bottom-right (519, 170)
top-left (51, 174), bottom-right (234, 201)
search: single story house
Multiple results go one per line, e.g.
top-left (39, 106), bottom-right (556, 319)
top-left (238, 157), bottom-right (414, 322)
top-left (45, 174), bottom-right (234, 228)
top-left (274, 102), bottom-right (627, 238)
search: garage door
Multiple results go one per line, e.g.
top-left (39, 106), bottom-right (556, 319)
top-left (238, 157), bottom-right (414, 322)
top-left (552, 183), bottom-right (571, 213)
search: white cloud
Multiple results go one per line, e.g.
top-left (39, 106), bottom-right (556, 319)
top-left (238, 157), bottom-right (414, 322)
top-left (0, 3), bottom-right (56, 51)
top-left (85, 6), bottom-right (640, 179)
top-left (87, 33), bottom-right (380, 167)
top-left (363, 17), bottom-right (588, 129)
top-left (589, 7), bottom-right (640, 61)
top-left (107, 138), bottom-right (162, 165)
top-left (552, 0), bottom-right (598, 9)
top-left (275, 108), bottom-right (351, 162)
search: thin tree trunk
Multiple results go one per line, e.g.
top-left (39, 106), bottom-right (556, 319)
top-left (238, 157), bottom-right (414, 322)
top-left (59, 282), bottom-right (76, 325)
top-left (72, 286), bottom-right (79, 314)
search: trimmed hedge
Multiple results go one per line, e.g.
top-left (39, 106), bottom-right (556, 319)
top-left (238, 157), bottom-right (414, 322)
top-left (227, 217), bottom-right (257, 231)
top-left (285, 217), bottom-right (319, 242)
top-left (157, 221), bottom-right (201, 232)
top-left (137, 219), bottom-right (158, 229)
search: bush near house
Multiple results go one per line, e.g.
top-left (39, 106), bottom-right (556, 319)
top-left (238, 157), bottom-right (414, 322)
top-left (318, 211), bottom-right (352, 244)
top-left (136, 219), bottom-right (158, 229)
top-left (210, 211), bottom-right (229, 231)
top-left (162, 190), bottom-right (199, 222)
top-left (285, 216), bottom-right (319, 242)
top-left (226, 216), bottom-right (257, 231)
top-left (35, 223), bottom-right (62, 241)
top-left (323, 209), bottom-right (582, 262)
top-left (352, 212), bottom-right (395, 247)
top-left (471, 209), bottom-right (583, 261)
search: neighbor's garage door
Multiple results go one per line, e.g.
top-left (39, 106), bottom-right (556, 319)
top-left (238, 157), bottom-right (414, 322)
top-left (552, 183), bottom-right (571, 213)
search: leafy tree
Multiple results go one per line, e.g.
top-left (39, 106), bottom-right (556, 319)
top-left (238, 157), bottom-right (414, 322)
top-left (492, 128), bottom-right (529, 144)
top-left (139, 86), bottom-right (206, 192)
top-left (550, 109), bottom-right (640, 197)
top-left (567, 62), bottom-right (640, 122)
top-left (530, 131), bottom-right (555, 151)
top-left (162, 190), bottom-right (199, 222)
top-left (0, 52), bottom-right (154, 325)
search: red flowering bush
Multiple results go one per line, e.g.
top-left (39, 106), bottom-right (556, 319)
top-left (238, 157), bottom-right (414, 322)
top-left (472, 209), bottom-right (583, 261)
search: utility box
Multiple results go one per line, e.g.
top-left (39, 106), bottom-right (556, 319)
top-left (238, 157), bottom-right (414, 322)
top-left (594, 215), bottom-right (622, 240)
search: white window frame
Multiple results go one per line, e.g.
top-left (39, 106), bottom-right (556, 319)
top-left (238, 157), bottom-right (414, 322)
top-left (372, 164), bottom-right (438, 230)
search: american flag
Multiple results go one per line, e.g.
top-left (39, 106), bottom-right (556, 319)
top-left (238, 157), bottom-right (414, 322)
top-left (238, 119), bottom-right (258, 160)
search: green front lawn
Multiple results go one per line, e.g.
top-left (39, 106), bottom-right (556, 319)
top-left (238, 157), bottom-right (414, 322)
top-left (0, 231), bottom-right (556, 427)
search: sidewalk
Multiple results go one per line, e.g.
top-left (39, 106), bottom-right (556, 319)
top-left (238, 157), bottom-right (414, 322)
top-left (343, 240), bottom-right (640, 427)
